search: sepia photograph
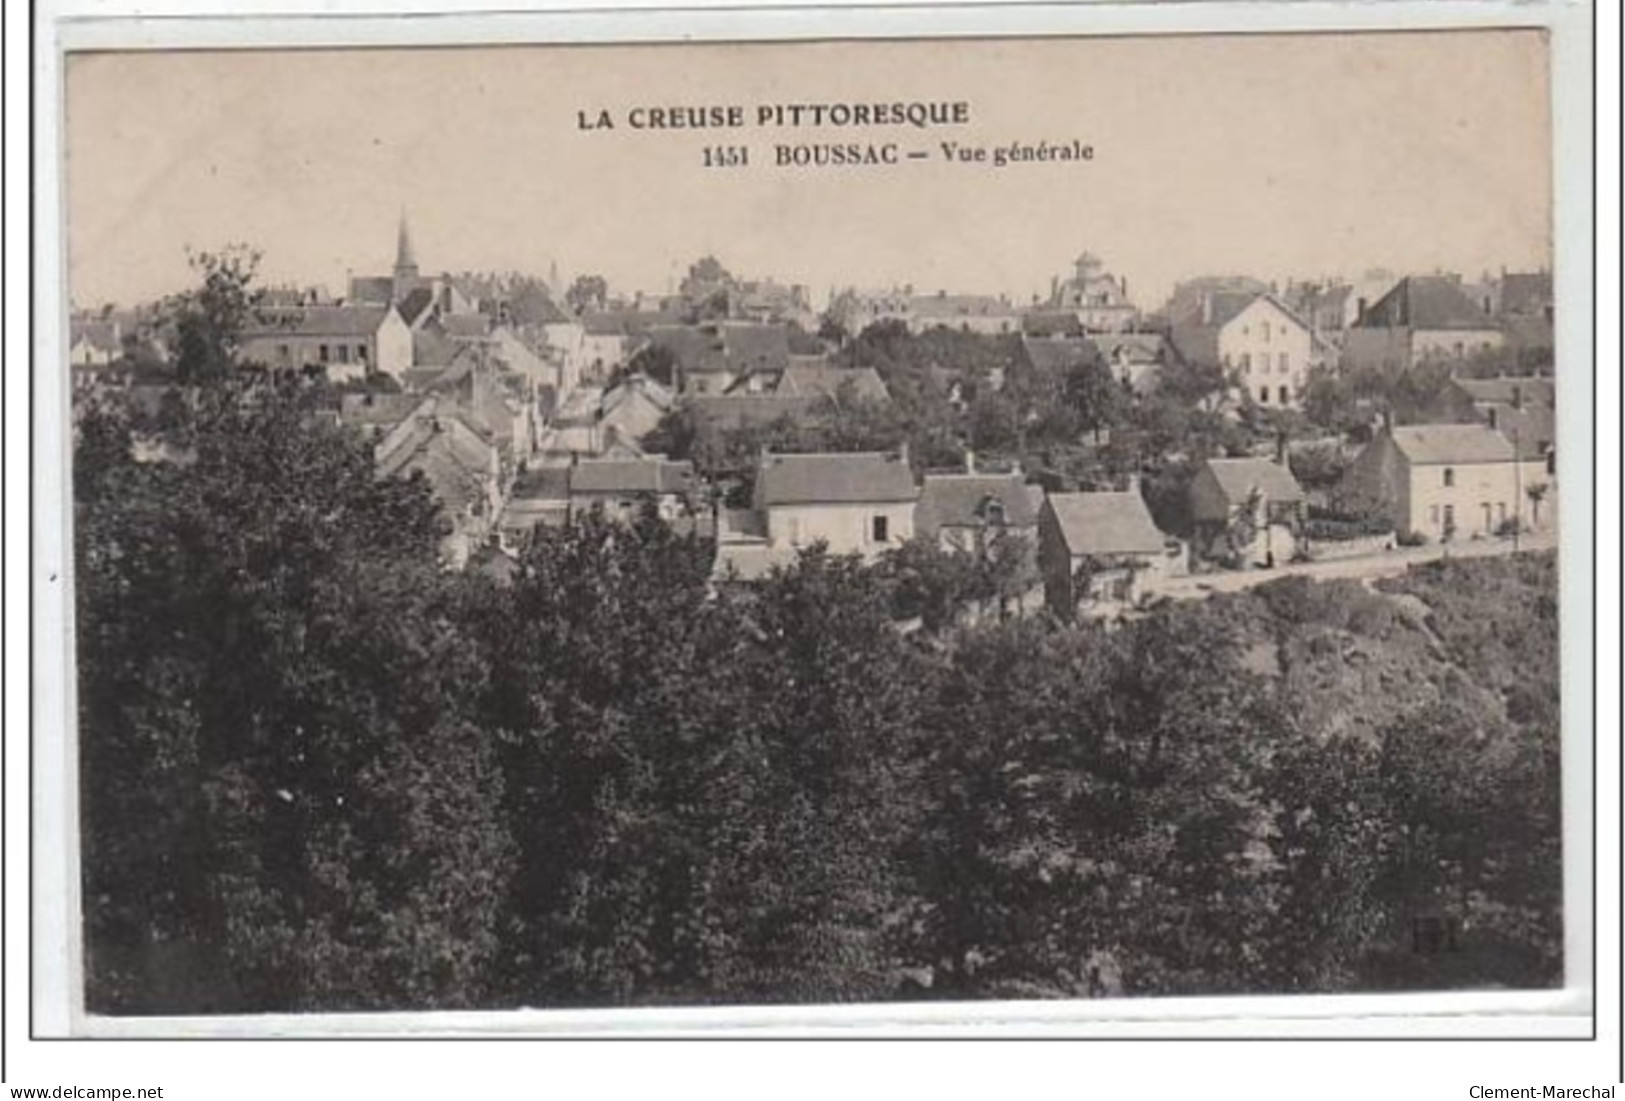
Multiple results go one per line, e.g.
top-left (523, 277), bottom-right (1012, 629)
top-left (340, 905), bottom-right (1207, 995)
top-left (53, 22), bottom-right (1576, 1029)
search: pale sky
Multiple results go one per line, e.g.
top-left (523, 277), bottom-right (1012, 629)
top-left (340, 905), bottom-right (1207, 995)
top-left (64, 30), bottom-right (1552, 311)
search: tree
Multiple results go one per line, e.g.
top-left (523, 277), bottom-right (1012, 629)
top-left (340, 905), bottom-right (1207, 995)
top-left (565, 274), bottom-right (608, 314)
top-left (1062, 356), bottom-right (1128, 443)
top-left (679, 256), bottom-right (735, 321)
top-left (168, 245), bottom-right (264, 384)
top-left (77, 380), bottom-right (514, 1012)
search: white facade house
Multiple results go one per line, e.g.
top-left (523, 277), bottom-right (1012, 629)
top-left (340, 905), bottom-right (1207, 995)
top-left (1217, 295), bottom-right (1322, 409)
top-left (1344, 424), bottom-right (1528, 541)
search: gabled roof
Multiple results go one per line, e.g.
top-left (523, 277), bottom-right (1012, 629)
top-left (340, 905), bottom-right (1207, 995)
top-left (1452, 377), bottom-right (1555, 408)
top-left (756, 451), bottom-right (918, 506)
top-left (338, 392), bottom-right (424, 429)
top-left (917, 472), bottom-right (1040, 534)
top-left (1203, 457), bottom-right (1305, 506)
top-left (397, 286), bottom-right (437, 327)
top-left (1022, 311), bottom-right (1085, 338)
top-left (601, 374), bottom-right (676, 416)
top-left (569, 457), bottom-right (695, 496)
top-left (1044, 491), bottom-right (1167, 556)
top-left (720, 323), bottom-right (792, 373)
top-left (1388, 424), bottom-right (1517, 465)
top-left (438, 314), bottom-right (491, 340)
top-left (775, 362), bottom-right (890, 404)
top-left (70, 319), bottom-right (122, 354)
top-left (510, 464), bottom-right (573, 500)
top-left (1498, 272), bottom-right (1552, 316)
top-left (687, 394), bottom-right (818, 430)
top-left (1088, 333), bottom-right (1167, 364)
top-left (412, 328), bottom-right (463, 368)
top-left (1196, 290), bottom-right (1259, 329)
top-left (246, 305), bottom-right (391, 339)
top-left (1021, 335), bottom-right (1102, 375)
top-left (909, 293), bottom-right (1014, 319)
top-left (347, 276), bottom-right (396, 306)
top-left (1356, 276), bottom-right (1499, 332)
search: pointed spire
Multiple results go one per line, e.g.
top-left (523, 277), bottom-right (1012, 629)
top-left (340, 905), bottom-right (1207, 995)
top-left (394, 212), bottom-right (419, 283)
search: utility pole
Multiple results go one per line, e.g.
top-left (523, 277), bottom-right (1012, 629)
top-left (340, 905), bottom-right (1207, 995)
top-left (1512, 426), bottom-right (1522, 553)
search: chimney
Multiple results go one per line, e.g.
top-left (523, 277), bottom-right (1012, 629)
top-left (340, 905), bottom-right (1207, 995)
top-left (1124, 472), bottom-right (1140, 493)
top-left (1356, 296), bottom-right (1368, 324)
top-left (895, 439), bottom-right (911, 467)
top-left (1201, 294), bottom-right (1214, 325)
top-left (964, 448), bottom-right (976, 474)
top-left (1051, 275), bottom-right (1059, 302)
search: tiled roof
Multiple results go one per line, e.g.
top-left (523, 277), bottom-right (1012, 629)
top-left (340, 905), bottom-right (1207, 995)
top-left (1044, 491), bottom-right (1167, 556)
top-left (338, 392), bottom-right (425, 428)
top-left (347, 276), bottom-right (396, 306)
top-left (775, 362), bottom-right (890, 403)
top-left (1356, 276), bottom-right (1499, 331)
top-left (510, 464), bottom-right (573, 499)
top-left (439, 314), bottom-right (491, 340)
top-left (412, 328), bottom-right (462, 369)
top-left (1194, 290), bottom-right (1258, 329)
top-left (247, 305), bottom-right (391, 339)
top-left (1389, 424), bottom-right (1517, 465)
top-left (1204, 457), bottom-right (1305, 506)
top-left (1498, 272), bottom-right (1552, 316)
top-left (71, 319), bottom-right (122, 353)
top-left (1021, 335), bottom-right (1102, 375)
top-left (569, 457), bottom-right (694, 495)
top-left (601, 374), bottom-right (676, 415)
top-left (397, 287), bottom-right (436, 327)
top-left (909, 294), bottom-right (1014, 319)
top-left (1088, 333), bottom-right (1167, 364)
top-left (1022, 311), bottom-right (1085, 338)
top-left (1453, 377), bottom-right (1555, 408)
top-left (720, 324), bottom-right (792, 372)
top-left (687, 394), bottom-right (818, 430)
top-left (756, 451), bottom-right (918, 506)
top-left (916, 472), bottom-right (1040, 534)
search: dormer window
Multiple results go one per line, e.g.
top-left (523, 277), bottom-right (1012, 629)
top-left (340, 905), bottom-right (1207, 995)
top-left (1443, 468), bottom-right (1456, 488)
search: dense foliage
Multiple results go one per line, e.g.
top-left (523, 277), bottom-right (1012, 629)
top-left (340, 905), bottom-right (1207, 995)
top-left (75, 381), bottom-right (1563, 1011)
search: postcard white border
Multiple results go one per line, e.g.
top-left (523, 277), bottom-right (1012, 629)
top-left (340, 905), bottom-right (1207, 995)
top-left (26, 0), bottom-right (1605, 1051)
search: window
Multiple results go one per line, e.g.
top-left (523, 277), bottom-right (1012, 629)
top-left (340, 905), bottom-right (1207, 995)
top-left (1429, 505), bottom-right (1440, 526)
top-left (1486, 407), bottom-right (1498, 429)
top-left (1278, 352), bottom-right (1289, 374)
top-left (1259, 386), bottom-right (1270, 403)
top-left (1442, 468), bottom-right (1455, 488)
top-left (1497, 502), bottom-right (1508, 524)
top-left (1279, 386), bottom-right (1290, 405)
top-left (277, 343), bottom-right (290, 361)
top-left (318, 344), bottom-right (330, 363)
top-left (1239, 353), bottom-right (1251, 372)
top-left (1443, 504), bottom-right (1455, 531)
top-left (1261, 322), bottom-right (1271, 343)
top-left (336, 344), bottom-right (350, 364)
top-left (872, 515), bottom-right (890, 543)
top-left (357, 343), bottom-right (368, 362)
top-left (1453, 341), bottom-right (1464, 357)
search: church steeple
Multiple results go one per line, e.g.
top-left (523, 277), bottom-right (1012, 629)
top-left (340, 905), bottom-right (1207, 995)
top-left (393, 213), bottom-right (419, 289)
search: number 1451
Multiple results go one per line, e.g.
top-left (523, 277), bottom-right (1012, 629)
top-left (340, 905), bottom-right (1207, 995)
top-left (703, 145), bottom-right (749, 168)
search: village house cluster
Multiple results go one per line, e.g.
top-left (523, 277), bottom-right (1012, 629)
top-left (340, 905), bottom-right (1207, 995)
top-left (69, 220), bottom-right (1558, 615)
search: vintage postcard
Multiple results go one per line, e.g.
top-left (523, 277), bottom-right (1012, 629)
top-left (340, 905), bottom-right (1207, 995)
top-left (40, 7), bottom-right (1593, 1044)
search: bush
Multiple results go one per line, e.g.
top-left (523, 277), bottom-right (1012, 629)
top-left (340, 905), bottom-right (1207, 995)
top-left (1396, 530), bottom-right (1427, 547)
top-left (1302, 516), bottom-right (1394, 542)
top-left (1495, 517), bottom-right (1526, 537)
